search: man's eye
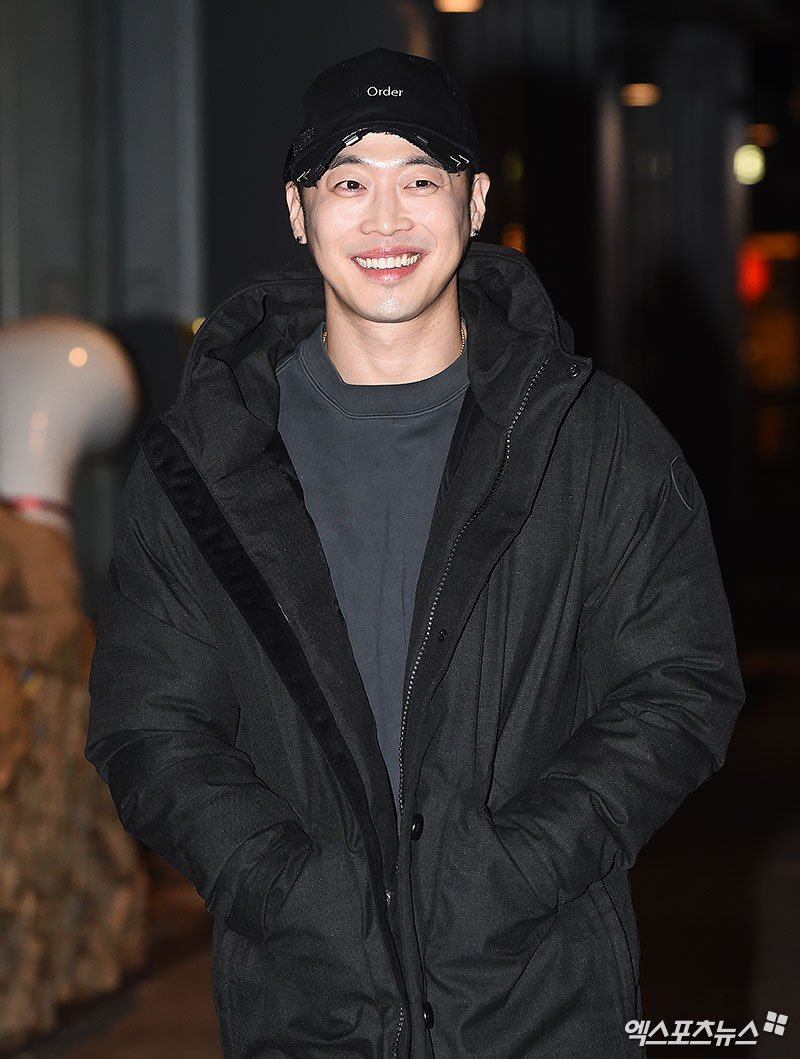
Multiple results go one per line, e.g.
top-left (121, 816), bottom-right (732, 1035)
top-left (410, 179), bottom-right (435, 189)
top-left (336, 179), bottom-right (363, 191)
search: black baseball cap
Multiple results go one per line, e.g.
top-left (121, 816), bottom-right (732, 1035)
top-left (284, 48), bottom-right (481, 187)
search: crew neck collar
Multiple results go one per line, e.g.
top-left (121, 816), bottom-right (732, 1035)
top-left (292, 323), bottom-right (469, 418)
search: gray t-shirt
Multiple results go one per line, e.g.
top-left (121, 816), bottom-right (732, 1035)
top-left (276, 324), bottom-right (468, 801)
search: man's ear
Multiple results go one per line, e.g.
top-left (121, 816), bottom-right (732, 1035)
top-left (285, 182), bottom-right (307, 244)
top-left (468, 172), bottom-right (491, 236)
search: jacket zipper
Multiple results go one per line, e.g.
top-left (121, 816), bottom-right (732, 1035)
top-left (392, 1004), bottom-right (406, 1059)
top-left (392, 355), bottom-right (552, 1057)
top-left (397, 353), bottom-right (552, 819)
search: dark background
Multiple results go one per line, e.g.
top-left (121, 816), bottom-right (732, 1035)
top-left (0, 0), bottom-right (797, 1053)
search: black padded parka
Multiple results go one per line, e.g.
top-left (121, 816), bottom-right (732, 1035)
top-left (86, 244), bottom-right (744, 1059)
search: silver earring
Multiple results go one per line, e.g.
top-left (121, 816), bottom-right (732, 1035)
top-left (471, 228), bottom-right (479, 237)
top-left (296, 235), bottom-right (305, 245)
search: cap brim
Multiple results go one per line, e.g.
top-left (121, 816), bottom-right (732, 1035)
top-left (285, 123), bottom-right (476, 186)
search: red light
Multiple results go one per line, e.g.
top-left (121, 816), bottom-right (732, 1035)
top-left (738, 244), bottom-right (772, 303)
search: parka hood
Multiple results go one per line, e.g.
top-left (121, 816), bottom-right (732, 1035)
top-left (173, 245), bottom-right (584, 472)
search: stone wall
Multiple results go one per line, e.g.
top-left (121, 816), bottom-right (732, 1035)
top-left (0, 507), bottom-right (148, 1050)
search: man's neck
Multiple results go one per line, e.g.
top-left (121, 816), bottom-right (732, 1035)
top-left (322, 300), bottom-right (465, 386)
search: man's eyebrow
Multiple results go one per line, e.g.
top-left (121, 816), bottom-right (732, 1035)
top-left (327, 152), bottom-right (445, 171)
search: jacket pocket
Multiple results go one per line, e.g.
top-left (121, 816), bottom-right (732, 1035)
top-left (424, 872), bottom-right (635, 1059)
top-left (588, 875), bottom-right (639, 1020)
top-left (222, 821), bottom-right (315, 941)
top-left (423, 802), bottom-right (556, 967)
top-left (212, 833), bottom-right (391, 1059)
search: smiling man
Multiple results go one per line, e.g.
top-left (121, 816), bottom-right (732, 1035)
top-left (285, 131), bottom-right (488, 382)
top-left (86, 48), bottom-right (744, 1059)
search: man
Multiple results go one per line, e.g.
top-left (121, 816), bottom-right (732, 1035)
top-left (87, 48), bottom-right (744, 1059)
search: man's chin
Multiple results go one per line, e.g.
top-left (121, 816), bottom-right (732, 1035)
top-left (324, 275), bottom-right (458, 328)
top-left (336, 293), bottom-right (419, 326)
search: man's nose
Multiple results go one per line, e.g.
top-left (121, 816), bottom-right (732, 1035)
top-left (360, 184), bottom-right (412, 236)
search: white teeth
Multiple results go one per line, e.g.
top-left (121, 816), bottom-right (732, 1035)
top-left (355, 253), bottom-right (421, 270)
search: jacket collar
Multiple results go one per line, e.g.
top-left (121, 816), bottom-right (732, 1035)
top-left (177, 243), bottom-right (584, 473)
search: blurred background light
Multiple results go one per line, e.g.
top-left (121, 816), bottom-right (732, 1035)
top-left (737, 243), bottom-right (772, 303)
top-left (749, 231), bottom-right (800, 260)
top-left (502, 150), bottom-right (525, 185)
top-left (747, 123), bottom-right (779, 148)
top-left (501, 222), bottom-right (526, 254)
top-left (734, 143), bottom-right (766, 185)
top-left (68, 346), bottom-right (88, 367)
top-left (434, 0), bottom-right (483, 11)
top-left (619, 82), bottom-right (662, 107)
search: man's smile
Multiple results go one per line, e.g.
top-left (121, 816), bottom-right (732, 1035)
top-left (351, 248), bottom-right (425, 281)
top-left (354, 252), bottom-right (422, 270)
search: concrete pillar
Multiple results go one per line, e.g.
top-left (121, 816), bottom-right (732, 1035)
top-left (109, 0), bottom-right (204, 321)
top-left (0, 0), bottom-right (110, 322)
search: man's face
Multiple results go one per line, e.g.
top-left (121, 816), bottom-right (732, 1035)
top-left (286, 133), bottom-right (490, 329)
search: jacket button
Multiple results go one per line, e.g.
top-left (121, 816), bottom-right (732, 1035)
top-left (410, 813), bottom-right (424, 840)
top-left (568, 363), bottom-right (580, 377)
top-left (423, 1001), bottom-right (435, 1029)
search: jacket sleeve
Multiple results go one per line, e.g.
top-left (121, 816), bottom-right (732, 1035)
top-left (86, 455), bottom-right (313, 941)
top-left (493, 384), bottom-right (745, 910)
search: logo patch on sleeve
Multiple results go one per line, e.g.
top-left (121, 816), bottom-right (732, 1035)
top-left (670, 456), bottom-right (695, 511)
